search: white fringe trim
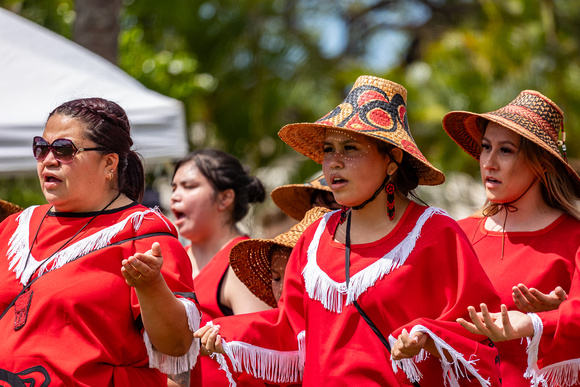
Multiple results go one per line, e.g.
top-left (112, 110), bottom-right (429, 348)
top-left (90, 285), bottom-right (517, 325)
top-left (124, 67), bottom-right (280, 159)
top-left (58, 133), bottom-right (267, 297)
top-left (145, 297), bottom-right (201, 374)
top-left (303, 207), bottom-right (449, 313)
top-left (206, 319), bottom-right (302, 384)
top-left (389, 325), bottom-right (491, 387)
top-left (7, 207), bottom-right (170, 286)
top-left (297, 330), bottom-right (306, 371)
top-left (521, 312), bottom-right (580, 387)
top-left (527, 359), bottom-right (580, 387)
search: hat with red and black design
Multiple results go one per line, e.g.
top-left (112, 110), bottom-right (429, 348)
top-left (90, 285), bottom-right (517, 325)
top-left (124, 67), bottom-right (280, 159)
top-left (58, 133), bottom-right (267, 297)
top-left (278, 75), bottom-right (445, 186)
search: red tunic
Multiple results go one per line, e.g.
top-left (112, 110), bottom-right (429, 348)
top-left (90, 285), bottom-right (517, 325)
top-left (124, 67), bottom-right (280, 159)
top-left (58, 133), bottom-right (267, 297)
top-left (460, 214), bottom-right (580, 387)
top-left (192, 237), bottom-right (267, 386)
top-left (209, 203), bottom-right (502, 386)
top-left (0, 203), bottom-right (200, 386)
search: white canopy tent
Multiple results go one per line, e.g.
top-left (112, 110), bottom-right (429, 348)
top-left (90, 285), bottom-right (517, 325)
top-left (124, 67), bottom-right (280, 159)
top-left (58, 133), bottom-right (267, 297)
top-left (0, 7), bottom-right (188, 176)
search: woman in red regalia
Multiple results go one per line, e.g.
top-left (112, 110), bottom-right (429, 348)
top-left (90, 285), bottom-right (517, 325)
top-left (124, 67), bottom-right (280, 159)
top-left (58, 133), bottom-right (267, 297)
top-left (195, 75), bottom-right (503, 386)
top-left (0, 98), bottom-right (201, 386)
top-left (169, 148), bottom-right (272, 386)
top-left (444, 90), bottom-right (580, 386)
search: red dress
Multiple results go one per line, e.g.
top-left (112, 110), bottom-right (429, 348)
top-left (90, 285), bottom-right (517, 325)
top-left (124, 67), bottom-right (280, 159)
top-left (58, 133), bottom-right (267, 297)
top-left (0, 203), bottom-right (200, 386)
top-left (192, 236), bottom-right (267, 386)
top-left (208, 203), bottom-right (502, 386)
top-left (460, 214), bottom-right (580, 387)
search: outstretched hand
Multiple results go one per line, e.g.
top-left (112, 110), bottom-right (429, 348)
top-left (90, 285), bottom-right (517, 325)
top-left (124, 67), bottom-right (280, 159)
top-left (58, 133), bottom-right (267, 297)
top-left (121, 242), bottom-right (164, 287)
top-left (391, 329), bottom-right (428, 360)
top-left (457, 303), bottom-right (534, 342)
top-left (512, 283), bottom-right (566, 313)
top-left (194, 325), bottom-right (225, 355)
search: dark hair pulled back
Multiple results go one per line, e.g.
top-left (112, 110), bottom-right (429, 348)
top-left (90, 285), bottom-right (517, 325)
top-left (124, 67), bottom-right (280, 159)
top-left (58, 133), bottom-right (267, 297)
top-left (48, 97), bottom-right (145, 202)
top-left (173, 149), bottom-right (266, 223)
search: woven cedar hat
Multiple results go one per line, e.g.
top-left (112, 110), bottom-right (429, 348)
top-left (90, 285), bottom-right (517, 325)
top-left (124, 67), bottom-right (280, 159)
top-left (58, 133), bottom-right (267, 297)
top-left (278, 75), bottom-right (445, 186)
top-left (442, 90), bottom-right (580, 188)
top-left (0, 199), bottom-right (23, 223)
top-left (270, 175), bottom-right (334, 221)
top-left (230, 206), bottom-right (331, 307)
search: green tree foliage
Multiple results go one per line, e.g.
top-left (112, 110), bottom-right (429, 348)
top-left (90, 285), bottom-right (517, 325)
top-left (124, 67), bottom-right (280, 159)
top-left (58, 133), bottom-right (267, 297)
top-left (2, 0), bottom-right (579, 189)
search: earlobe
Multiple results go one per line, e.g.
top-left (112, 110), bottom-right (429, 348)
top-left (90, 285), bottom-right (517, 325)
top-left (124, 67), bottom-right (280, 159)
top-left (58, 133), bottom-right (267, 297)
top-left (103, 153), bottom-right (119, 181)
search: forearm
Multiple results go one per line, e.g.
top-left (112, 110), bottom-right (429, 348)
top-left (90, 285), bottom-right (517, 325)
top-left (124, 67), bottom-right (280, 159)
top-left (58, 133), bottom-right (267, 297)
top-left (137, 277), bottom-right (194, 356)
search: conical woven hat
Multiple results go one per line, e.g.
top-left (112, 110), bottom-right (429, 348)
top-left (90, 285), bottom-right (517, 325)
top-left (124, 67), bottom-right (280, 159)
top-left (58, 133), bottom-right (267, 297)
top-left (0, 199), bottom-right (23, 223)
top-left (443, 90), bottom-right (580, 189)
top-left (230, 207), bottom-right (331, 307)
top-left (278, 75), bottom-right (445, 186)
top-left (270, 175), bottom-right (334, 220)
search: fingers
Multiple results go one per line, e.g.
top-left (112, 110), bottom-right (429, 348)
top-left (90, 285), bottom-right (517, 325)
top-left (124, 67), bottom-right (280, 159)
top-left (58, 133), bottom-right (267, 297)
top-left (151, 241), bottom-right (162, 258)
top-left (553, 286), bottom-right (567, 300)
top-left (391, 329), bottom-right (426, 360)
top-left (512, 285), bottom-right (529, 312)
top-left (499, 304), bottom-right (514, 340)
top-left (457, 317), bottom-right (481, 335)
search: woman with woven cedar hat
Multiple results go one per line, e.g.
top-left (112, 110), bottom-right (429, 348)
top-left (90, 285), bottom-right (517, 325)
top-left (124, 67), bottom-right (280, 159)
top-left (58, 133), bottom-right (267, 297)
top-left (444, 91), bottom-right (580, 386)
top-left (169, 148), bottom-right (272, 387)
top-left (270, 175), bottom-right (339, 221)
top-left (195, 76), bottom-right (502, 386)
top-left (0, 98), bottom-right (200, 386)
top-left (230, 206), bottom-right (332, 308)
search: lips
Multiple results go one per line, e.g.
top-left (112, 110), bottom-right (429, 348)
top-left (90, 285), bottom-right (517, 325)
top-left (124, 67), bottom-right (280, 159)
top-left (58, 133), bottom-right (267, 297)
top-left (484, 176), bottom-right (501, 188)
top-left (328, 174), bottom-right (347, 190)
top-left (171, 208), bottom-right (186, 227)
top-left (42, 173), bottom-right (62, 188)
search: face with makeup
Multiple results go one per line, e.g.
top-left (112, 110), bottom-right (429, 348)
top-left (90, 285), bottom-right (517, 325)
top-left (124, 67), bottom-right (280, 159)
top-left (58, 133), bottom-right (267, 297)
top-left (479, 122), bottom-right (537, 204)
top-left (322, 129), bottom-right (391, 207)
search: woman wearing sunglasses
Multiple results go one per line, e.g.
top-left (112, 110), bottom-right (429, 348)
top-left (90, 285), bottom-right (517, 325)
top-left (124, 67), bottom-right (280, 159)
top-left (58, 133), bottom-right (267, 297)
top-left (0, 98), bottom-right (201, 386)
top-left (195, 76), bottom-right (502, 386)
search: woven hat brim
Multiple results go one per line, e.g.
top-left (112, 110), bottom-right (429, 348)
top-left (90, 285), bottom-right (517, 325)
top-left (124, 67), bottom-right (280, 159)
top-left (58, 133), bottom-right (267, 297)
top-left (0, 199), bottom-right (23, 222)
top-left (443, 111), bottom-right (580, 188)
top-left (229, 238), bottom-right (287, 308)
top-left (271, 184), bottom-right (330, 220)
top-left (278, 123), bottom-right (445, 186)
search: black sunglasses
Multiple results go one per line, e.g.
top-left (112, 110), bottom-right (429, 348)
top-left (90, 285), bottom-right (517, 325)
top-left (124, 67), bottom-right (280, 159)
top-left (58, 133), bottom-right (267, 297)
top-left (33, 136), bottom-right (106, 164)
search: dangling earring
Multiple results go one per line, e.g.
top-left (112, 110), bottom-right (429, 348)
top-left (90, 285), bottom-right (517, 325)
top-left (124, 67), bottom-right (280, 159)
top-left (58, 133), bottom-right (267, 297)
top-left (385, 177), bottom-right (395, 221)
top-left (339, 205), bottom-right (349, 225)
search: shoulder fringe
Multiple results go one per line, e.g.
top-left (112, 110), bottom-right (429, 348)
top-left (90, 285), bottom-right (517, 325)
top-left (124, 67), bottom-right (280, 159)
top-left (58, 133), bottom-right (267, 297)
top-left (144, 297), bottom-right (201, 374)
top-left (303, 207), bottom-right (448, 313)
top-left (389, 325), bottom-right (491, 387)
top-left (521, 312), bottom-right (580, 387)
top-left (7, 207), bottom-right (169, 285)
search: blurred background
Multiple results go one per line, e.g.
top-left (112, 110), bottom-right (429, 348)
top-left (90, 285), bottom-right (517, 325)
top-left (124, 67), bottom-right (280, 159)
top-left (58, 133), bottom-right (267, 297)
top-left (1, 0), bottom-right (579, 236)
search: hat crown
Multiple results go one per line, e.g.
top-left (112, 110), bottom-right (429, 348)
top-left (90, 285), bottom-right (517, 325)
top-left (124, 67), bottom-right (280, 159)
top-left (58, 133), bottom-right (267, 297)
top-left (315, 76), bottom-right (410, 145)
top-left (494, 90), bottom-right (563, 147)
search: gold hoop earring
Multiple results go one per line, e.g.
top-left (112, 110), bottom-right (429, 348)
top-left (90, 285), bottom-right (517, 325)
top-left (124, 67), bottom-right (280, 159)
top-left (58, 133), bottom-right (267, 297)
top-left (107, 170), bottom-right (114, 181)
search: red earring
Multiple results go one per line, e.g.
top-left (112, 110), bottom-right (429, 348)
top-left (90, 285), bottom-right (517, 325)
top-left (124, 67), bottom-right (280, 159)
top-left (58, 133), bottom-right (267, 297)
top-left (385, 179), bottom-right (395, 221)
top-left (339, 205), bottom-right (349, 225)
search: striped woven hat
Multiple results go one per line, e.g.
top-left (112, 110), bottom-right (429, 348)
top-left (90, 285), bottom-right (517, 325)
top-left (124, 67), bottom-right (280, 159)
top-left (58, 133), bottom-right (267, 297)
top-left (270, 175), bottom-right (335, 221)
top-left (229, 206), bottom-right (331, 307)
top-left (0, 199), bottom-right (23, 223)
top-left (442, 90), bottom-right (580, 188)
top-left (278, 75), bottom-right (445, 186)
